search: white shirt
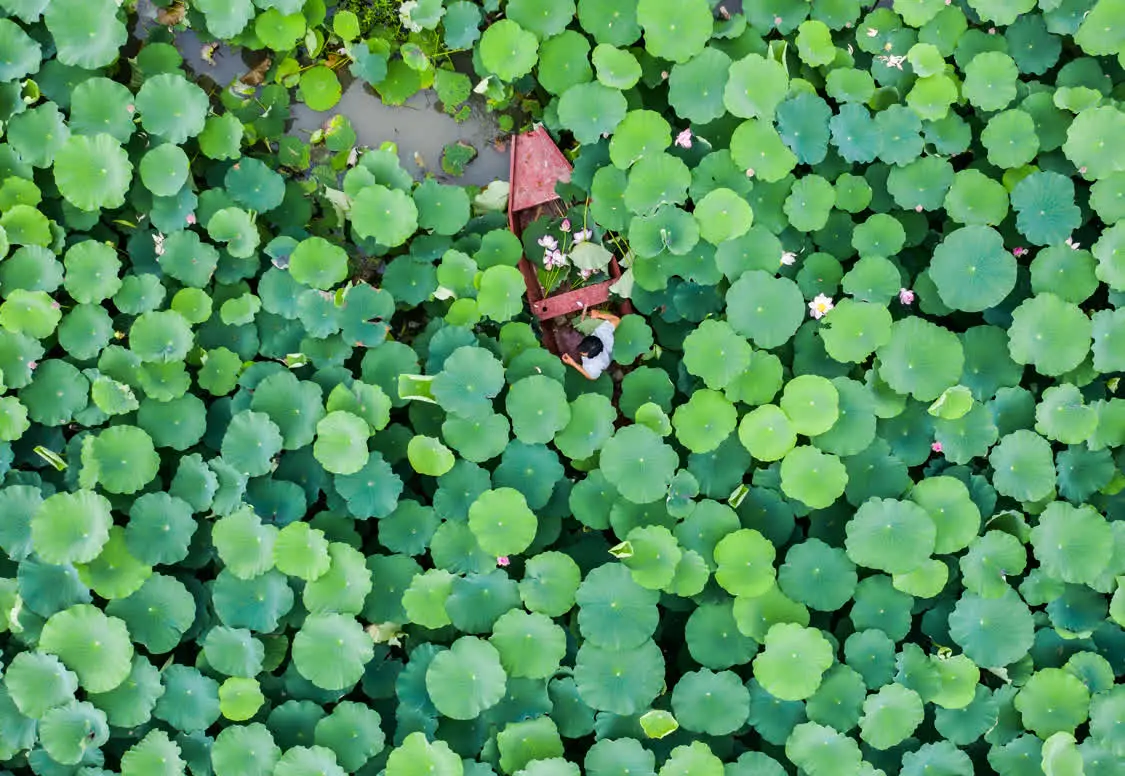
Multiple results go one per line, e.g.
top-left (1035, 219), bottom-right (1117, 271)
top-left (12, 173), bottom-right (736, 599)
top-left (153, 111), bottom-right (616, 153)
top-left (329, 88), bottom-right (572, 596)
top-left (581, 321), bottom-right (615, 379)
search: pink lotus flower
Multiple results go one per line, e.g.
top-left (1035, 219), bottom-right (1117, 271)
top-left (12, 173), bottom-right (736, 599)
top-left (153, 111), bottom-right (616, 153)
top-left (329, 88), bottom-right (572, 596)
top-left (808, 294), bottom-right (834, 320)
top-left (560, 219), bottom-right (571, 233)
top-left (1066, 236), bottom-right (1080, 250)
top-left (579, 268), bottom-right (594, 280)
top-left (186, 213), bottom-right (197, 225)
top-left (915, 204), bottom-right (924, 213)
top-left (496, 556), bottom-right (510, 567)
top-left (675, 128), bottom-right (693, 149)
top-left (27, 361), bottom-right (37, 371)
top-left (899, 288), bottom-right (915, 305)
top-left (1012, 246), bottom-right (1028, 257)
top-left (573, 228), bottom-right (593, 243)
top-left (780, 251), bottom-right (797, 266)
top-left (544, 249), bottom-right (569, 269)
top-left (537, 235), bottom-right (558, 251)
top-left (931, 441), bottom-right (943, 453)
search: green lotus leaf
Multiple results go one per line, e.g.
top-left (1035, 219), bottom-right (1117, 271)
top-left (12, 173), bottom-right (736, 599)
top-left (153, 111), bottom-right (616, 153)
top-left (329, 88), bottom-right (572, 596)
top-left (303, 542), bottom-right (372, 615)
top-left (407, 434), bottom-right (454, 477)
top-left (506, 0), bottom-right (574, 38)
top-left (468, 487), bottom-right (537, 557)
top-left (671, 669), bottom-right (749, 736)
top-left (714, 528), bottom-right (776, 597)
top-left (693, 188), bottom-right (753, 245)
top-left (81, 424), bottom-right (159, 494)
top-left (725, 53), bottom-right (788, 120)
top-left (753, 623), bottom-right (834, 701)
top-left (778, 538), bottom-right (857, 612)
top-left (273, 521), bottom-right (331, 582)
top-left (208, 207), bottom-right (260, 258)
top-left (592, 43), bottom-right (641, 91)
top-left (1015, 668), bottom-right (1090, 738)
top-left (479, 19), bottom-right (539, 81)
top-left (75, 524), bottom-right (152, 600)
top-left (134, 73), bottom-right (209, 145)
top-left (845, 497), bottom-right (936, 575)
top-left (1035, 383), bottom-right (1097, 444)
top-left (1063, 106), bottom-right (1125, 180)
top-left (63, 241), bottom-right (121, 305)
top-left (930, 226), bottom-right (1016, 312)
top-left (39, 604), bottom-right (133, 693)
top-left (291, 613), bottom-right (373, 691)
top-left (44, 0), bottom-right (125, 68)
top-left (425, 636), bottom-right (507, 720)
top-left (53, 133), bottom-right (133, 212)
top-left (820, 300), bottom-right (892, 364)
top-left (138, 144), bottom-right (188, 198)
top-left (576, 561), bottom-right (659, 649)
top-left (1030, 501), bottom-right (1112, 586)
top-left (203, 627), bottom-right (265, 678)
top-left (949, 587), bottom-right (1034, 668)
top-left (3, 651), bottom-right (78, 719)
top-left (574, 638), bottom-right (664, 715)
top-left (350, 184), bottom-right (418, 247)
top-left (506, 374), bottom-right (570, 444)
top-left (609, 109), bottom-right (671, 169)
top-left (859, 683), bottom-right (924, 750)
top-left (250, 371), bottom-right (326, 450)
top-left (216, 676), bottom-right (263, 721)
top-left (635, 0), bottom-right (711, 62)
top-left (212, 507), bottom-right (278, 579)
top-left (988, 429), bottom-right (1057, 503)
top-left (312, 702), bottom-right (384, 772)
top-left (0, 17), bottom-right (41, 80)
top-left (600, 424), bottom-right (678, 504)
top-left (726, 271), bottom-right (804, 350)
top-left (682, 318), bottom-right (752, 390)
top-left (779, 446), bottom-right (847, 509)
top-left (30, 489), bottom-right (112, 566)
top-left (624, 152), bottom-right (691, 214)
top-left (877, 317), bottom-right (964, 401)
top-left (908, 476), bottom-right (980, 555)
top-left (672, 389), bottom-right (736, 454)
top-left (489, 609), bottom-right (566, 679)
top-left (386, 732), bottom-right (462, 776)
top-left (519, 551), bottom-right (581, 617)
top-left (554, 392), bottom-right (616, 460)
top-left (475, 264), bottom-right (525, 322)
top-left (86, 653), bottom-right (163, 729)
top-left (0, 205), bottom-right (49, 249)
top-left (39, 700), bottom-right (109, 765)
top-left (212, 568), bottom-right (294, 632)
top-left (121, 728), bottom-right (185, 776)
top-left (105, 573), bottom-right (194, 654)
top-left (962, 51), bottom-right (1018, 111)
top-left (222, 410), bottom-right (284, 477)
top-left (737, 405), bottom-right (795, 463)
top-left (0, 289), bottom-right (60, 339)
top-left (980, 109), bottom-right (1039, 169)
top-left (273, 746), bottom-right (346, 776)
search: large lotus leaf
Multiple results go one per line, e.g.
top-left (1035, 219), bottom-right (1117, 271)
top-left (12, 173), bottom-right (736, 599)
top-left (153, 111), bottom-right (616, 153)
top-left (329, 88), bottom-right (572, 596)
top-left (779, 446), bottom-right (847, 509)
top-left (672, 389), bottom-right (736, 454)
top-left (730, 119), bottom-right (797, 182)
top-left (599, 424), bottom-right (678, 504)
top-left (576, 0), bottom-right (640, 45)
top-left (624, 153), bottom-right (691, 214)
top-left (845, 497), bottom-right (936, 575)
top-left (30, 489), bottom-right (112, 566)
top-left (636, 0), bottom-right (712, 63)
top-left (949, 587), bottom-right (1034, 668)
top-left (291, 613), bottom-right (373, 691)
top-left (351, 184), bottom-right (418, 247)
top-left (3, 651), bottom-right (78, 720)
top-left (725, 271), bottom-right (804, 350)
top-left (780, 375), bottom-right (839, 437)
top-left (671, 669), bottom-right (750, 736)
top-left (1008, 293), bottom-right (1092, 377)
top-left (558, 82), bottom-right (628, 146)
top-left (930, 226), bottom-right (1016, 312)
top-left (479, 19), bottom-right (539, 81)
top-left (386, 732), bottom-right (462, 776)
top-left (468, 487), bottom-right (537, 557)
top-left (877, 318), bottom-right (964, 401)
top-left (135, 74), bottom-right (208, 145)
top-left (506, 0), bottom-right (575, 38)
top-left (425, 636), bottom-right (507, 720)
top-left (725, 54), bottom-right (789, 120)
top-left (44, 0), bottom-right (125, 69)
top-left (39, 604), bottom-right (133, 693)
top-left (1063, 106), bottom-right (1125, 180)
top-left (1014, 669), bottom-right (1090, 739)
top-left (506, 374), bottom-right (571, 444)
top-left (128, 310), bottom-right (194, 364)
top-left (207, 207), bottom-right (260, 258)
top-left (1030, 501), bottom-right (1113, 586)
top-left (289, 237), bottom-right (349, 290)
top-left (53, 134), bottom-right (132, 212)
top-left (574, 639), bottom-right (664, 715)
top-left (0, 17), bottom-right (41, 80)
top-left (105, 573), bottom-right (194, 654)
top-left (753, 623), bottom-right (834, 701)
top-left (81, 425), bottom-right (159, 495)
top-left (713, 528), bottom-right (776, 597)
top-left (274, 521), bottom-right (331, 581)
top-left (778, 538), bottom-right (857, 613)
top-left (39, 700), bottom-right (109, 765)
top-left (609, 110), bottom-right (672, 169)
top-left (222, 410), bottom-right (284, 477)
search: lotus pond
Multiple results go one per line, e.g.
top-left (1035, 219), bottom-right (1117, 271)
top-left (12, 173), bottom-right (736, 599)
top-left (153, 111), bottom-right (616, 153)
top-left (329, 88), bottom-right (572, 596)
top-left (2, 1), bottom-right (1125, 776)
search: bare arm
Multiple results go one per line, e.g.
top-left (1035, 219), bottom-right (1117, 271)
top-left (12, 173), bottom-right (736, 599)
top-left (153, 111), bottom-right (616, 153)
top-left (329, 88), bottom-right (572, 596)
top-left (561, 353), bottom-right (595, 380)
top-left (589, 309), bottom-right (620, 327)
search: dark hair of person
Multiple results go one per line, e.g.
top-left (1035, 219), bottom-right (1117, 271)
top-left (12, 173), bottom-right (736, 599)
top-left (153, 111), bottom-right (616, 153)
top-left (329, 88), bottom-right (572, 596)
top-left (576, 335), bottom-right (603, 359)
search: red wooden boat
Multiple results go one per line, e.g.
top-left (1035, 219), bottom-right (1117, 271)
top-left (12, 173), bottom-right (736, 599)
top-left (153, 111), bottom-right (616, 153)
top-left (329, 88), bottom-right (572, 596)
top-left (508, 126), bottom-right (630, 356)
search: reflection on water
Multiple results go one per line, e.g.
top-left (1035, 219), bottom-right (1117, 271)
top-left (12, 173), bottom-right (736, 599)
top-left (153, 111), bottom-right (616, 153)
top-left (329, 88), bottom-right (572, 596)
top-left (133, 0), bottom-right (509, 186)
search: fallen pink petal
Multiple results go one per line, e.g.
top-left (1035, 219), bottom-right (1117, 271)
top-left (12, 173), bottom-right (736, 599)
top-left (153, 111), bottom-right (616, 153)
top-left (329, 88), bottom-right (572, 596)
top-left (674, 128), bottom-right (693, 149)
top-left (496, 556), bottom-right (510, 567)
top-left (932, 441), bottom-right (943, 454)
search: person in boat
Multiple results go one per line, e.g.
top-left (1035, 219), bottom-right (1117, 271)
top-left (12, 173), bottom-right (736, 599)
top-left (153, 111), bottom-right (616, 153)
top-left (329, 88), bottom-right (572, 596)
top-left (562, 308), bottom-right (620, 380)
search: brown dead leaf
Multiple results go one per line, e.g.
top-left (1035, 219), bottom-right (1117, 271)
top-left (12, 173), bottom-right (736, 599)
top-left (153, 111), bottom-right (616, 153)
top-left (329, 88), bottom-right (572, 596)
top-left (156, 2), bottom-right (186, 26)
top-left (240, 57), bottom-right (272, 86)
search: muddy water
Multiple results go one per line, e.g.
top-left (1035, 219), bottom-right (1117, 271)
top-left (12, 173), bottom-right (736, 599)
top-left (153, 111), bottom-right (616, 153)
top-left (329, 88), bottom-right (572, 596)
top-left (134, 1), bottom-right (509, 186)
top-left (289, 82), bottom-right (509, 187)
